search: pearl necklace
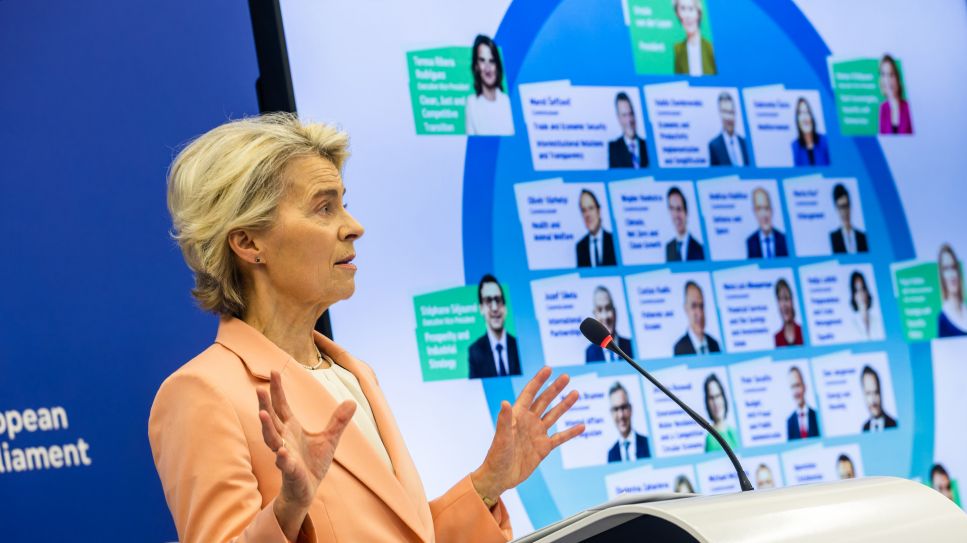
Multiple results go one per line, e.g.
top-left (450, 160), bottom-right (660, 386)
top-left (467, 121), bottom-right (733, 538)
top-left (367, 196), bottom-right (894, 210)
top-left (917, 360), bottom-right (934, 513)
top-left (299, 345), bottom-right (326, 370)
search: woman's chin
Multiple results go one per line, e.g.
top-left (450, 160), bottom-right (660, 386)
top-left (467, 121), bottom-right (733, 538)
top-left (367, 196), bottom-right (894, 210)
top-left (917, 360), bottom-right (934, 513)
top-left (338, 283), bottom-right (357, 301)
top-left (317, 282), bottom-right (356, 307)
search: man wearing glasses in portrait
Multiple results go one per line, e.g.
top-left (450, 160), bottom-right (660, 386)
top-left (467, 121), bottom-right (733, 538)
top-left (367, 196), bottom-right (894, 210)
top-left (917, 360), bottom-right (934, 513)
top-left (468, 274), bottom-right (522, 378)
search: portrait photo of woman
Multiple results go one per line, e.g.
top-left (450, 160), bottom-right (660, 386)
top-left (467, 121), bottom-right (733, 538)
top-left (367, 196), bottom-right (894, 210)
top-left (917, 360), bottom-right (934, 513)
top-left (774, 278), bottom-right (804, 347)
top-left (703, 373), bottom-right (738, 453)
top-left (465, 34), bottom-right (514, 136)
top-left (672, 0), bottom-right (717, 76)
top-left (937, 243), bottom-right (967, 337)
top-left (791, 97), bottom-right (830, 166)
top-left (878, 54), bottom-right (913, 135)
top-left (849, 270), bottom-right (884, 340)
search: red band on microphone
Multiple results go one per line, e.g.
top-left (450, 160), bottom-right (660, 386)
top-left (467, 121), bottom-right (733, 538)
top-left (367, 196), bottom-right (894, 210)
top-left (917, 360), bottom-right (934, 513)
top-left (600, 335), bottom-right (613, 348)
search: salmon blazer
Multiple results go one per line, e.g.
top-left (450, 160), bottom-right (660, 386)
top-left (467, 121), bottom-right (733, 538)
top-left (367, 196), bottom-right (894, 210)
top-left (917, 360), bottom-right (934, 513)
top-left (149, 317), bottom-right (512, 543)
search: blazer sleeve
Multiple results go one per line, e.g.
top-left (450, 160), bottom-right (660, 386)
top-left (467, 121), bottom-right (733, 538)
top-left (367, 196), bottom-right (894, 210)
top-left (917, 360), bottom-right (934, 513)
top-left (430, 474), bottom-right (513, 543)
top-left (149, 373), bottom-right (316, 543)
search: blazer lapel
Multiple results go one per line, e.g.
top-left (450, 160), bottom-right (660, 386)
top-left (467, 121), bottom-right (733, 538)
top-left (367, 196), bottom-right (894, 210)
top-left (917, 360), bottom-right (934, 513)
top-left (215, 318), bottom-right (431, 542)
top-left (315, 332), bottom-right (434, 541)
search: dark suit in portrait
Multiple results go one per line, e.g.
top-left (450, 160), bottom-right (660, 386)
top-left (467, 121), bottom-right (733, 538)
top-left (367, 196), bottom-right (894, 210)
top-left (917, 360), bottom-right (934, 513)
top-left (467, 334), bottom-right (522, 379)
top-left (665, 236), bottom-right (705, 262)
top-left (746, 229), bottom-right (789, 259)
top-left (608, 136), bottom-right (649, 169)
top-left (673, 333), bottom-right (721, 356)
top-left (576, 230), bottom-right (617, 267)
top-left (708, 133), bottom-right (749, 166)
top-left (673, 37), bottom-right (717, 75)
top-left (607, 432), bottom-right (651, 463)
top-left (830, 228), bottom-right (869, 254)
top-left (862, 413), bottom-right (898, 432)
top-left (786, 408), bottom-right (820, 440)
top-left (586, 335), bottom-right (634, 362)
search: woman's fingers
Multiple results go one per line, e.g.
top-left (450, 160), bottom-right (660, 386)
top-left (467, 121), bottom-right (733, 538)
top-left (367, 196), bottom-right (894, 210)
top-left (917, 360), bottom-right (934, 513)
top-left (269, 371), bottom-right (295, 422)
top-left (515, 366), bottom-right (552, 408)
top-left (275, 445), bottom-right (296, 475)
top-left (258, 408), bottom-right (284, 452)
top-left (258, 387), bottom-right (286, 435)
top-left (494, 400), bottom-right (513, 437)
top-left (531, 373), bottom-right (570, 415)
top-left (541, 389), bottom-right (579, 428)
top-left (322, 400), bottom-right (357, 446)
top-left (549, 422), bottom-right (586, 449)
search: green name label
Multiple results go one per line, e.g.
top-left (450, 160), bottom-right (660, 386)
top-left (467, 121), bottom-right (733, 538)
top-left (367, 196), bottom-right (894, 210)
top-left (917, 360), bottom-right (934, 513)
top-left (413, 284), bottom-right (516, 381)
top-left (829, 57), bottom-right (904, 136)
top-left (892, 261), bottom-right (941, 341)
top-left (406, 46), bottom-right (508, 136)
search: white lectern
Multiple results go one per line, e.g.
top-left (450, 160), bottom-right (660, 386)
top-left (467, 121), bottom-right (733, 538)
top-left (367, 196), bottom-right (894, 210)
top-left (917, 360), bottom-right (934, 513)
top-left (515, 477), bottom-right (967, 542)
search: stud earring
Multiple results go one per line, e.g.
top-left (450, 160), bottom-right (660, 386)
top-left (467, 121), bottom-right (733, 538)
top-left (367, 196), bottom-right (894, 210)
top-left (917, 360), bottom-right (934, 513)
top-left (255, 256), bottom-right (262, 263)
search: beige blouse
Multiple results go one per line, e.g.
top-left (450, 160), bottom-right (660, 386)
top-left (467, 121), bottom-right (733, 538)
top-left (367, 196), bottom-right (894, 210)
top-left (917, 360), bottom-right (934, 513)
top-left (308, 360), bottom-right (394, 471)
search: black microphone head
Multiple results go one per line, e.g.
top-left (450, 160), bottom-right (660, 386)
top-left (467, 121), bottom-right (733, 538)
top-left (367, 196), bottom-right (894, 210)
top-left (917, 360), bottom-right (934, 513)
top-left (580, 318), bottom-right (612, 347)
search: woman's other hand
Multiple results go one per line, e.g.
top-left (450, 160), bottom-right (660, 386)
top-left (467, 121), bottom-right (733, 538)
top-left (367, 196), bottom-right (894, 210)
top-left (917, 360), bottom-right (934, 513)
top-left (257, 370), bottom-right (356, 540)
top-left (471, 367), bottom-right (585, 503)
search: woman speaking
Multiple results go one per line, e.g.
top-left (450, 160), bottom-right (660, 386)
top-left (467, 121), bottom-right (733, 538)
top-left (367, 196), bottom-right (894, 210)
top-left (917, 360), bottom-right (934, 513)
top-left (149, 113), bottom-right (585, 542)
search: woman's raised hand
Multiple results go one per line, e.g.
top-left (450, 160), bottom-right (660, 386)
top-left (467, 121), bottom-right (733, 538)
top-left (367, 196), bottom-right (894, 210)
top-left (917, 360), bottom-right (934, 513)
top-left (471, 367), bottom-right (585, 503)
top-left (257, 370), bottom-right (356, 540)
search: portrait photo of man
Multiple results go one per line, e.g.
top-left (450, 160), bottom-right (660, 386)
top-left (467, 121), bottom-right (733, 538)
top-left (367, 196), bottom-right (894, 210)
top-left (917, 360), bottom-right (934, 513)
top-left (606, 382), bottom-right (651, 463)
top-left (746, 187), bottom-right (788, 259)
top-left (673, 281), bottom-right (721, 355)
top-left (829, 183), bottom-right (868, 254)
top-left (665, 186), bottom-right (705, 262)
top-left (585, 286), bottom-right (634, 362)
top-left (608, 92), bottom-right (648, 169)
top-left (576, 189), bottom-right (617, 267)
top-left (786, 365), bottom-right (820, 440)
top-left (467, 274), bottom-right (522, 379)
top-left (860, 365), bottom-right (897, 432)
top-left (708, 92), bottom-right (749, 166)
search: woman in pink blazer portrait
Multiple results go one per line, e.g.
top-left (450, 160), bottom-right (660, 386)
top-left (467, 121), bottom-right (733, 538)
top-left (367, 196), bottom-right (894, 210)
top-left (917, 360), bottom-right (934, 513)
top-left (878, 54), bottom-right (913, 135)
top-left (149, 113), bottom-right (586, 543)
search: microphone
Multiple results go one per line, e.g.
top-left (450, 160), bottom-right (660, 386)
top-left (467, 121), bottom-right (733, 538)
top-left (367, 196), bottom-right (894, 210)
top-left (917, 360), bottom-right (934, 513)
top-left (580, 318), bottom-right (754, 492)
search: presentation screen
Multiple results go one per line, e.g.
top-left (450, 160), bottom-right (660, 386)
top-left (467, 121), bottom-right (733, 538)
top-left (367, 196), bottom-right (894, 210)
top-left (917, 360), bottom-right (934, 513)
top-left (277, 0), bottom-right (967, 528)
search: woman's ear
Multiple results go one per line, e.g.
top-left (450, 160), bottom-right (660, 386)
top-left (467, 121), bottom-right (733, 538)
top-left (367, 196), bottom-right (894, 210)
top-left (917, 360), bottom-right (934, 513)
top-left (228, 229), bottom-right (263, 265)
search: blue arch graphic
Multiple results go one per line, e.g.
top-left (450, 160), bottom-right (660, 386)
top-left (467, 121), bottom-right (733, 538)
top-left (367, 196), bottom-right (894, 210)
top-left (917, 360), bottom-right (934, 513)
top-left (461, 0), bottom-right (921, 525)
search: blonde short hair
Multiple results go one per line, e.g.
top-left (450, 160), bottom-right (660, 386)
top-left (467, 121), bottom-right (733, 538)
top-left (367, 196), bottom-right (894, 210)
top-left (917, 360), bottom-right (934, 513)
top-left (673, 0), bottom-right (703, 24)
top-left (167, 112), bottom-right (349, 317)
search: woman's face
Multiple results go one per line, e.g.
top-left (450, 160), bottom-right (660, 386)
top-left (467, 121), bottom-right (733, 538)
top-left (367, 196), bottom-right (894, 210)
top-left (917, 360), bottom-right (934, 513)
top-left (253, 156), bottom-right (364, 310)
top-left (933, 472), bottom-right (954, 501)
top-left (476, 44), bottom-right (498, 90)
top-left (706, 379), bottom-right (726, 423)
top-left (777, 285), bottom-right (795, 324)
top-left (853, 277), bottom-right (870, 312)
top-left (796, 101), bottom-right (814, 134)
top-left (879, 61), bottom-right (899, 99)
top-left (676, 0), bottom-right (700, 35)
top-left (941, 251), bottom-right (961, 300)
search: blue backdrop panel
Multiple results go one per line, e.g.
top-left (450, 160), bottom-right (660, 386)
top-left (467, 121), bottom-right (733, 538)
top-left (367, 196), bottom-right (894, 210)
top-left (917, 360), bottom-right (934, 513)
top-left (0, 1), bottom-right (259, 541)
